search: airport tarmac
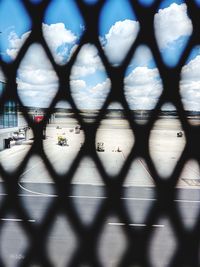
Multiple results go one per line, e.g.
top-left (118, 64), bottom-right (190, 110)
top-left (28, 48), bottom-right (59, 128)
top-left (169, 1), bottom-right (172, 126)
top-left (0, 118), bottom-right (199, 266)
top-left (0, 118), bottom-right (199, 188)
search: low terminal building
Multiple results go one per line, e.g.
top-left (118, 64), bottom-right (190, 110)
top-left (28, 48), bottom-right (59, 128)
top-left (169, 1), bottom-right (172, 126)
top-left (0, 79), bottom-right (30, 150)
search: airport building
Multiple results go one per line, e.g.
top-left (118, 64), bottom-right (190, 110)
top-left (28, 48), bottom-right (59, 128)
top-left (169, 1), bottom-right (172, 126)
top-left (0, 79), bottom-right (31, 150)
top-left (0, 81), bottom-right (18, 128)
top-left (0, 80), bottom-right (18, 129)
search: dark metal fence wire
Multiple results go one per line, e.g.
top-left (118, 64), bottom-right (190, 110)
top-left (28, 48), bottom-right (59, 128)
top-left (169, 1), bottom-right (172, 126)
top-left (0, 0), bottom-right (200, 266)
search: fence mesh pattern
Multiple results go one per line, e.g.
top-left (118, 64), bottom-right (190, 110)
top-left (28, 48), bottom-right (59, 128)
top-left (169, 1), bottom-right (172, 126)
top-left (0, 0), bottom-right (200, 266)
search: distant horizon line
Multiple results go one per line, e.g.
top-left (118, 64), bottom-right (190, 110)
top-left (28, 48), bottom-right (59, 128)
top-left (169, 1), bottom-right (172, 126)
top-left (19, 106), bottom-right (200, 113)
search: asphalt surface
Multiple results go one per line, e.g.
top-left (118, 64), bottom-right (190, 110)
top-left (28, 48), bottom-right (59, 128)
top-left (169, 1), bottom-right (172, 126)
top-left (0, 183), bottom-right (200, 266)
top-left (0, 119), bottom-right (199, 266)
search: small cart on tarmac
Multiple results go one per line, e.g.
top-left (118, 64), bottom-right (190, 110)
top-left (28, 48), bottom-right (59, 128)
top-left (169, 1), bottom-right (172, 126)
top-left (58, 136), bottom-right (67, 146)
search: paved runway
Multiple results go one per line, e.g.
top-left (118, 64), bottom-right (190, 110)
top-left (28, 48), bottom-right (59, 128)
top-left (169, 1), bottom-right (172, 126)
top-left (0, 119), bottom-right (199, 188)
top-left (0, 119), bottom-right (199, 266)
top-left (0, 183), bottom-right (200, 266)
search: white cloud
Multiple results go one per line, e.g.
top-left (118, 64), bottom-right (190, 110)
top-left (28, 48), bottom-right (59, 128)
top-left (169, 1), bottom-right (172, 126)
top-left (124, 67), bottom-right (162, 110)
top-left (181, 55), bottom-right (200, 82)
top-left (7, 31), bottom-right (29, 59)
top-left (180, 55), bottom-right (200, 110)
top-left (42, 23), bottom-right (76, 48)
top-left (123, 54), bottom-right (200, 111)
top-left (70, 79), bottom-right (86, 92)
top-left (102, 3), bottom-right (193, 67)
top-left (16, 44), bottom-right (59, 107)
top-left (7, 28), bottom-right (106, 108)
top-left (90, 78), bottom-right (110, 96)
top-left (129, 45), bottom-right (153, 68)
top-left (4, 4), bottom-right (197, 110)
top-left (71, 44), bottom-right (104, 79)
top-left (104, 19), bottom-right (139, 65)
top-left (7, 23), bottom-right (77, 64)
top-left (70, 78), bottom-right (110, 110)
top-left (42, 23), bottom-right (76, 63)
top-left (154, 3), bottom-right (193, 49)
top-left (17, 44), bottom-right (58, 84)
top-left (17, 82), bottom-right (58, 107)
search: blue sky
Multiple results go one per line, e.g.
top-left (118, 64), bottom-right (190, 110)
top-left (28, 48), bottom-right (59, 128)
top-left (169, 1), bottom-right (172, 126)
top-left (0, 0), bottom-right (199, 110)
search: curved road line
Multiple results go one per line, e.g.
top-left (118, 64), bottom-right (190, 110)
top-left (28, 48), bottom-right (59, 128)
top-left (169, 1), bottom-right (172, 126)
top-left (18, 182), bottom-right (56, 197)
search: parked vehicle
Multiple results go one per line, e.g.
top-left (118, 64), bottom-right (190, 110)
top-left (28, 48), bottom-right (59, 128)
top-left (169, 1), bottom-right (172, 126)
top-left (97, 142), bottom-right (105, 152)
top-left (12, 130), bottom-right (25, 140)
top-left (58, 136), bottom-right (67, 146)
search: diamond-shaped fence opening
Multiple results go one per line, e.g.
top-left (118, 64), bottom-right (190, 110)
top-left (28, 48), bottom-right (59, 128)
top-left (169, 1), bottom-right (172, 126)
top-left (154, 0), bottom-right (193, 67)
top-left (70, 43), bottom-right (111, 115)
top-left (71, 156), bottom-right (104, 186)
top-left (95, 102), bottom-right (135, 176)
top-left (47, 215), bottom-right (78, 267)
top-left (0, 0), bottom-right (199, 266)
top-left (180, 45), bottom-right (200, 121)
top-left (176, 160), bottom-right (200, 229)
top-left (124, 45), bottom-right (164, 122)
top-left (98, 216), bottom-right (128, 267)
top-left (148, 217), bottom-right (178, 267)
top-left (43, 102), bottom-right (85, 175)
top-left (123, 177), bottom-right (156, 224)
top-left (44, 0), bottom-right (85, 65)
top-left (17, 43), bottom-right (59, 109)
top-left (149, 106), bottom-right (186, 179)
top-left (99, 0), bottom-right (139, 66)
top-left (0, 218), bottom-right (29, 267)
top-left (71, 183), bottom-right (105, 225)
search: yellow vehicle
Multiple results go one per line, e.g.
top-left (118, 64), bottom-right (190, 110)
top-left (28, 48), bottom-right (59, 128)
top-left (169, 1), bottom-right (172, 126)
top-left (58, 136), bottom-right (67, 146)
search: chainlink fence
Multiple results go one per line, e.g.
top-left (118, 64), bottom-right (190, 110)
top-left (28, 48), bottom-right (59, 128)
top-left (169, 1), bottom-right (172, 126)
top-left (0, 0), bottom-right (200, 266)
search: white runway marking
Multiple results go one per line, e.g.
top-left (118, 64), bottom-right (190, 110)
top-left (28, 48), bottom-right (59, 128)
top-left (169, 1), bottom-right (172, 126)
top-left (1, 184), bottom-right (200, 203)
top-left (108, 222), bottom-right (164, 227)
top-left (0, 218), bottom-right (35, 222)
top-left (174, 199), bottom-right (200, 203)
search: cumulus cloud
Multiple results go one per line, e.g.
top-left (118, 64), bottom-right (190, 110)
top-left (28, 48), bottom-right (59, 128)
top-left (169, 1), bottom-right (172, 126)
top-left (124, 67), bottom-right (162, 110)
top-left (6, 23), bottom-right (76, 107)
top-left (42, 23), bottom-right (76, 63)
top-left (7, 23), bottom-right (77, 64)
top-left (103, 4), bottom-right (192, 66)
top-left (17, 44), bottom-right (59, 107)
top-left (43, 23), bottom-right (76, 48)
top-left (17, 44), bottom-right (58, 85)
top-left (71, 78), bottom-right (110, 110)
top-left (4, 3), bottom-right (198, 110)
top-left (129, 45), bottom-right (153, 68)
top-left (70, 79), bottom-right (86, 91)
top-left (124, 52), bottom-right (200, 111)
top-left (154, 3), bottom-right (193, 49)
top-left (7, 31), bottom-right (29, 59)
top-left (17, 81), bottom-right (58, 107)
top-left (180, 55), bottom-right (200, 110)
top-left (90, 78), bottom-right (110, 95)
top-left (104, 19), bottom-right (139, 65)
top-left (71, 44), bottom-right (104, 79)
